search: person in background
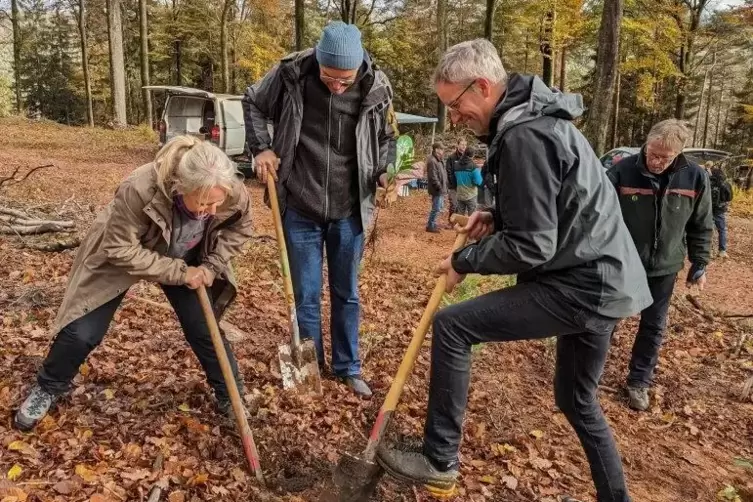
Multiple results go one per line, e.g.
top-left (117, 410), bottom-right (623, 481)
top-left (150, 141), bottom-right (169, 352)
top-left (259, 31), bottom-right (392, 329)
top-left (705, 162), bottom-right (733, 258)
top-left (453, 146), bottom-right (483, 215)
top-left (444, 138), bottom-right (465, 225)
top-left (242, 21), bottom-right (398, 398)
top-left (607, 119), bottom-right (713, 411)
top-left (426, 142), bottom-right (448, 233)
top-left (14, 137), bottom-right (254, 432)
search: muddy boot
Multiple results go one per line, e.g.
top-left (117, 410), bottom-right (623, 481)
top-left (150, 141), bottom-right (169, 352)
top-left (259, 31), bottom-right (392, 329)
top-left (627, 385), bottom-right (650, 411)
top-left (426, 226), bottom-right (441, 234)
top-left (14, 384), bottom-right (58, 432)
top-left (340, 376), bottom-right (372, 398)
top-left (718, 250), bottom-right (727, 259)
top-left (377, 443), bottom-right (459, 498)
top-left (559, 496), bottom-right (584, 502)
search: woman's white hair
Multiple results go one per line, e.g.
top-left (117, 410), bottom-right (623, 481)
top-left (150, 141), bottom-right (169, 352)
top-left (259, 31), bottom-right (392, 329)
top-left (154, 135), bottom-right (240, 198)
top-left (647, 119), bottom-right (692, 152)
top-left (433, 39), bottom-right (508, 86)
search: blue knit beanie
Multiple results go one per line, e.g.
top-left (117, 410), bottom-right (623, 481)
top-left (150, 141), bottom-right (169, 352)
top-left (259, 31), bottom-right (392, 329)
top-left (316, 21), bottom-right (364, 70)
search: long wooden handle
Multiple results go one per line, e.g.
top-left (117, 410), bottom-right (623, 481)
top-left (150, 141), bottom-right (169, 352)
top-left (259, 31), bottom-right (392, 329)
top-left (363, 214), bottom-right (469, 460)
top-left (266, 177), bottom-right (301, 350)
top-left (197, 286), bottom-right (265, 485)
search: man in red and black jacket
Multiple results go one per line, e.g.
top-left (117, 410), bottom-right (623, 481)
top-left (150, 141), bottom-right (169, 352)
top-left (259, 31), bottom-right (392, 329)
top-left (607, 119), bottom-right (713, 412)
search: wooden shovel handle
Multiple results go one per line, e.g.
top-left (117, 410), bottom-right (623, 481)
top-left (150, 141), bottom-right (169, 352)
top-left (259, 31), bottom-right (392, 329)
top-left (197, 286), bottom-right (265, 485)
top-left (266, 177), bottom-right (302, 350)
top-left (362, 214), bottom-right (469, 459)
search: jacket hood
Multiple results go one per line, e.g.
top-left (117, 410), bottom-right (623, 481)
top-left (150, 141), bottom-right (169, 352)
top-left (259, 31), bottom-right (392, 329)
top-left (486, 74), bottom-right (584, 146)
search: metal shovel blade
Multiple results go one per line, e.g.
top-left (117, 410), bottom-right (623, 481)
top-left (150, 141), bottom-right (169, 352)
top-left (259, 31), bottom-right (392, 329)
top-left (278, 338), bottom-right (322, 394)
top-left (331, 451), bottom-right (384, 502)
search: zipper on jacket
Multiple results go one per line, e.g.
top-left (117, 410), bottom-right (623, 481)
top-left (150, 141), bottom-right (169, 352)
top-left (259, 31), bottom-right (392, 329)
top-left (650, 171), bottom-right (676, 269)
top-left (325, 94), bottom-right (333, 220)
top-left (338, 114), bottom-right (342, 151)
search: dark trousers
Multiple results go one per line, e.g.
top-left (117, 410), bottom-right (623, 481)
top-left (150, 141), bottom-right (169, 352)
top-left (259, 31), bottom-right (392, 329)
top-left (713, 212), bottom-right (727, 251)
top-left (423, 281), bottom-right (630, 502)
top-left (283, 207), bottom-right (364, 377)
top-left (627, 273), bottom-right (676, 388)
top-left (38, 285), bottom-right (242, 401)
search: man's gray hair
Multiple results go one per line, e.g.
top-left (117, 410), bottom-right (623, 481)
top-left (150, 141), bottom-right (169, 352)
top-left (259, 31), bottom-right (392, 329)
top-left (647, 119), bottom-right (692, 152)
top-left (433, 39), bottom-right (508, 86)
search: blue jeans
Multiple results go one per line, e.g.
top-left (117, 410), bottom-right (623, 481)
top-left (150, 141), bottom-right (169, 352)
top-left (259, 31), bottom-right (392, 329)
top-left (427, 194), bottom-right (444, 229)
top-left (283, 208), bottom-right (364, 377)
top-left (714, 212), bottom-right (727, 251)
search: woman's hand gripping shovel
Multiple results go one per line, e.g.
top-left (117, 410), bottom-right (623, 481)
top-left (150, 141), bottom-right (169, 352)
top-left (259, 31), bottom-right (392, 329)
top-left (196, 285), bottom-right (265, 485)
top-left (267, 176), bottom-right (323, 395)
top-left (329, 214), bottom-right (470, 502)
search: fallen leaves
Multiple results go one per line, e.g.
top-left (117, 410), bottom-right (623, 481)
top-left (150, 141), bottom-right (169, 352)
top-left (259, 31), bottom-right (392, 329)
top-left (7, 465), bottom-right (23, 481)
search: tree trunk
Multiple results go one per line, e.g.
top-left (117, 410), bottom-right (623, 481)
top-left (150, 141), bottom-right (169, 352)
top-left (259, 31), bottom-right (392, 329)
top-left (702, 51), bottom-right (717, 148)
top-left (674, 1), bottom-right (709, 120)
top-left (175, 40), bottom-right (182, 85)
top-left (139, 0), bottom-right (152, 126)
top-left (693, 68), bottom-right (708, 147)
top-left (107, 0), bottom-right (127, 127)
top-left (340, 0), bottom-right (357, 23)
top-left (220, 0), bottom-right (232, 93)
top-left (714, 87), bottom-right (727, 149)
top-left (523, 33), bottom-right (529, 73)
top-left (11, 0), bottom-right (21, 114)
top-left (540, 9), bottom-right (555, 87)
top-left (583, 0), bottom-right (623, 155)
top-left (611, 63), bottom-right (621, 149)
top-left (73, 0), bottom-right (94, 126)
top-left (295, 0), bottom-right (305, 50)
top-left (484, 0), bottom-right (495, 41)
top-left (437, 0), bottom-right (447, 132)
top-left (559, 46), bottom-right (567, 91)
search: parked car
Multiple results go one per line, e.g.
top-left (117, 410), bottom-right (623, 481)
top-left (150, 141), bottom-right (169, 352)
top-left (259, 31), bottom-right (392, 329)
top-left (599, 147), bottom-right (640, 169)
top-left (143, 86), bottom-right (254, 177)
top-left (599, 146), bottom-right (733, 169)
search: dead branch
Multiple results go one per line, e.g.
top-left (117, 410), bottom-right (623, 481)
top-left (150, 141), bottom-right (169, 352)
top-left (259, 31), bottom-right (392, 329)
top-left (685, 294), bottom-right (716, 322)
top-left (0, 223), bottom-right (74, 235)
top-left (725, 314), bottom-right (753, 320)
top-left (125, 295), bottom-right (248, 341)
top-left (0, 214), bottom-right (75, 228)
top-left (0, 207), bottom-right (31, 219)
top-left (0, 164), bottom-right (54, 190)
top-left (21, 237), bottom-right (81, 252)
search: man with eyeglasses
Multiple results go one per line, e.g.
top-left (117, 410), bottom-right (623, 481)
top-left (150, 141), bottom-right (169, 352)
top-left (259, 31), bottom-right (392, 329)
top-left (377, 38), bottom-right (651, 502)
top-left (607, 119), bottom-right (713, 412)
top-left (242, 21), bottom-right (398, 398)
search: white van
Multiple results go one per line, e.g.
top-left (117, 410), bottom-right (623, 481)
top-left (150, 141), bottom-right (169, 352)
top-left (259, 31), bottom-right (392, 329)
top-left (144, 86), bottom-right (253, 176)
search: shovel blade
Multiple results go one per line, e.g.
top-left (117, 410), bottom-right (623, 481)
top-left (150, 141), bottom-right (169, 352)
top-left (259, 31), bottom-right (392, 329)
top-left (278, 339), bottom-right (322, 395)
top-left (330, 452), bottom-right (383, 502)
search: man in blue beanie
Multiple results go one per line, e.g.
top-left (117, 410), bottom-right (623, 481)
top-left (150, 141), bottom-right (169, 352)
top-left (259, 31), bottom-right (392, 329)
top-left (242, 21), bottom-right (398, 397)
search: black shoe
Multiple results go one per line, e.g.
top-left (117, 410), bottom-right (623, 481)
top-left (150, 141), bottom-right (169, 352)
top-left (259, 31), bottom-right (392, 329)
top-left (377, 443), bottom-right (459, 496)
top-left (426, 226), bottom-right (441, 234)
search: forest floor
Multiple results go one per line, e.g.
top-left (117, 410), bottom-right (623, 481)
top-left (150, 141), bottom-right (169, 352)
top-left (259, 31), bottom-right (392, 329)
top-left (1, 117), bottom-right (753, 502)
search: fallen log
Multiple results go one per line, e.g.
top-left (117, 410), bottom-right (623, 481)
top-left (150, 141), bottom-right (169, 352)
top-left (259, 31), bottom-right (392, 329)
top-left (0, 214), bottom-right (75, 228)
top-left (0, 223), bottom-right (74, 235)
top-left (22, 238), bottom-right (81, 252)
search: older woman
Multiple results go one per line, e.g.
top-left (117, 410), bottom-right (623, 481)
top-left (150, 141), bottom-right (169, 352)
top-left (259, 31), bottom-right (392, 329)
top-left (14, 136), bottom-right (254, 431)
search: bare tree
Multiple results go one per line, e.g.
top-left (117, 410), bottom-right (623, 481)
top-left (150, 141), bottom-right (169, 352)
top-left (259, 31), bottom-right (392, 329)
top-left (139, 0), bottom-right (152, 125)
top-left (107, 0), bottom-right (127, 127)
top-left (583, 0), bottom-right (623, 155)
top-left (484, 0), bottom-right (496, 41)
top-left (559, 47), bottom-right (567, 91)
top-left (437, 0), bottom-right (447, 132)
top-left (11, 0), bottom-right (21, 114)
top-left (339, 0), bottom-right (358, 24)
top-left (672, 0), bottom-right (711, 120)
top-left (69, 0), bottom-right (95, 126)
top-left (702, 51), bottom-right (717, 147)
top-left (540, 9), bottom-right (555, 87)
top-left (220, 0), bottom-right (233, 93)
top-left (295, 0), bottom-right (305, 50)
